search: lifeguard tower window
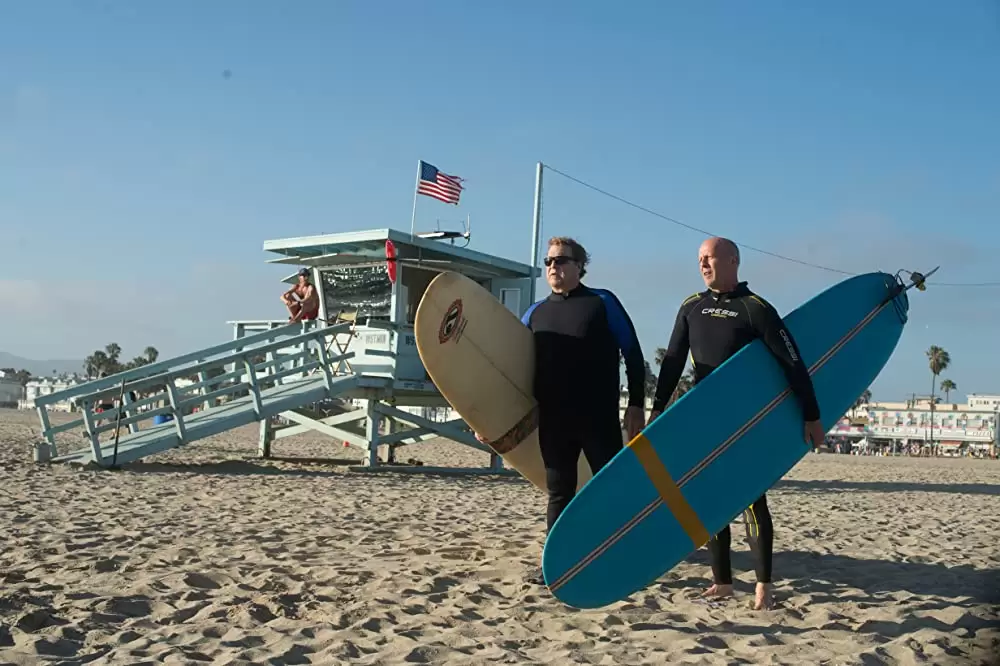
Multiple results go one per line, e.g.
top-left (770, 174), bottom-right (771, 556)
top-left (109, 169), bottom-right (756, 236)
top-left (320, 265), bottom-right (392, 323)
top-left (403, 265), bottom-right (439, 324)
top-left (500, 288), bottom-right (521, 316)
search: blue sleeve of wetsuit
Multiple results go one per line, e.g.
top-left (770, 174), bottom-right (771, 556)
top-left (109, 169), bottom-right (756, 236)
top-left (594, 289), bottom-right (646, 408)
top-left (521, 300), bottom-right (543, 327)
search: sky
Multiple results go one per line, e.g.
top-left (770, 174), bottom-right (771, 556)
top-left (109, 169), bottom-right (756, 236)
top-left (1, 0), bottom-right (998, 402)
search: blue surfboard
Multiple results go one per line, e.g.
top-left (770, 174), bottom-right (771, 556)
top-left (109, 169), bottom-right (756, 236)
top-left (541, 269), bottom-right (936, 609)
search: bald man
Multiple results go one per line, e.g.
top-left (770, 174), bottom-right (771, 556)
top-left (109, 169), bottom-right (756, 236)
top-left (650, 237), bottom-right (825, 611)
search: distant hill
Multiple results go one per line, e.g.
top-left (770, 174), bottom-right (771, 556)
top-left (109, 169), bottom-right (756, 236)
top-left (0, 352), bottom-right (84, 378)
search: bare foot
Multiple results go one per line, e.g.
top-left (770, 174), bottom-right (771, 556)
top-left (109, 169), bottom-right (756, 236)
top-left (752, 582), bottom-right (774, 610)
top-left (701, 583), bottom-right (734, 599)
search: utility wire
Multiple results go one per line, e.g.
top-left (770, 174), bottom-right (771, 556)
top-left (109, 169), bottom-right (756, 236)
top-left (543, 164), bottom-right (1000, 288)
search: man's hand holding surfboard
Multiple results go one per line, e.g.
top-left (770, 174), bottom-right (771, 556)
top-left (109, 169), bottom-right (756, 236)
top-left (803, 419), bottom-right (825, 450)
top-left (622, 405), bottom-right (644, 441)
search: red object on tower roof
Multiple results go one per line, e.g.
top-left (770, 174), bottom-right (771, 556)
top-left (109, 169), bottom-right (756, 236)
top-left (385, 240), bottom-right (398, 283)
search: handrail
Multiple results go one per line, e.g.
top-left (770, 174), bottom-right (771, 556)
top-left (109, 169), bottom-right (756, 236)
top-left (40, 346), bottom-right (356, 453)
top-left (73, 335), bottom-right (312, 403)
top-left (44, 347), bottom-right (317, 434)
top-left (36, 321), bottom-right (351, 406)
top-left (35, 321), bottom-right (355, 451)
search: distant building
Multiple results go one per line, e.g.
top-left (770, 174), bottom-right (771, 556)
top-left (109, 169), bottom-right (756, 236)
top-left (0, 371), bottom-right (23, 408)
top-left (19, 375), bottom-right (88, 412)
top-left (828, 394), bottom-right (998, 456)
top-left (967, 394), bottom-right (1000, 411)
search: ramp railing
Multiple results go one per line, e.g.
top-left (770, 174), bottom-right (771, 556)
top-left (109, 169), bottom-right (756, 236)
top-left (34, 321), bottom-right (355, 459)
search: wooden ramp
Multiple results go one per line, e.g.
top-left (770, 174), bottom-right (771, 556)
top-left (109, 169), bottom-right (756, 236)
top-left (34, 321), bottom-right (357, 468)
top-left (52, 374), bottom-right (357, 465)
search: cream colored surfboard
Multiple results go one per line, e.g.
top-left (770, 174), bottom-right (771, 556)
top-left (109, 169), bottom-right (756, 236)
top-left (414, 271), bottom-right (591, 492)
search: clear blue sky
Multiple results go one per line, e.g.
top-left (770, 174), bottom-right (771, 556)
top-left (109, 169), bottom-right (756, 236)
top-left (1, 1), bottom-right (997, 402)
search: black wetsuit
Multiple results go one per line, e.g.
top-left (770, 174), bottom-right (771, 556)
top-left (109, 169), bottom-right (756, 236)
top-left (653, 282), bottom-right (820, 585)
top-left (522, 284), bottom-right (646, 531)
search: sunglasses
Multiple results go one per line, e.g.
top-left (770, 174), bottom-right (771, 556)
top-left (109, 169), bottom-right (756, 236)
top-left (543, 255), bottom-right (575, 267)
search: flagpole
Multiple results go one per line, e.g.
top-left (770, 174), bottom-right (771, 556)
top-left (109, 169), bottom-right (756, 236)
top-left (528, 161), bottom-right (544, 304)
top-left (410, 160), bottom-right (422, 241)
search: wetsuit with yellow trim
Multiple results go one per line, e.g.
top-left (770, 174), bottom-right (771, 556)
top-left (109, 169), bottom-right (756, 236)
top-left (652, 281), bottom-right (821, 586)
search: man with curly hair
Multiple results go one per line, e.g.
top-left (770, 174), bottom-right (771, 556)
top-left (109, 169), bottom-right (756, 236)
top-left (516, 236), bottom-right (647, 583)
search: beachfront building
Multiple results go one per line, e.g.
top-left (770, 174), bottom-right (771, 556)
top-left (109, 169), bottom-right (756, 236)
top-left (0, 371), bottom-right (23, 408)
top-left (967, 394), bottom-right (1000, 411)
top-left (828, 394), bottom-right (999, 457)
top-left (18, 375), bottom-right (88, 412)
top-left (619, 393), bottom-right (656, 416)
top-left (18, 372), bottom-right (203, 414)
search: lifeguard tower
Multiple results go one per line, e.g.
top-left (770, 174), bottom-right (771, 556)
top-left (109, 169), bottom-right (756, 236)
top-left (231, 227), bottom-right (538, 471)
top-left (30, 227), bottom-right (539, 476)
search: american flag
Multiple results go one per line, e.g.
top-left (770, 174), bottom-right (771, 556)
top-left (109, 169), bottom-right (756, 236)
top-left (416, 160), bottom-right (464, 205)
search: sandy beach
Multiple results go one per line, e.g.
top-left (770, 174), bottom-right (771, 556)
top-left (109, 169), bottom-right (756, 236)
top-left (0, 408), bottom-right (997, 665)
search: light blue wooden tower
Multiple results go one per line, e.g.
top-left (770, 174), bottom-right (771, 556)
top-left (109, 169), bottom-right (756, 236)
top-left (235, 228), bottom-right (538, 472)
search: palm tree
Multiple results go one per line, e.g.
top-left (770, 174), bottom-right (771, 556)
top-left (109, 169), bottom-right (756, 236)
top-left (654, 347), bottom-right (668, 367)
top-left (83, 351), bottom-right (109, 378)
top-left (105, 343), bottom-right (122, 365)
top-left (940, 379), bottom-right (956, 403)
top-left (652, 347), bottom-right (697, 405)
top-left (643, 361), bottom-right (657, 398)
top-left (125, 347), bottom-right (161, 371)
top-left (675, 367), bottom-right (696, 399)
top-left (926, 346), bottom-right (951, 455)
top-left (83, 342), bottom-right (160, 378)
top-left (850, 388), bottom-right (873, 418)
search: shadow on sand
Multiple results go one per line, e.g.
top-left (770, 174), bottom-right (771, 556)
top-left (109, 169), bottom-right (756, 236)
top-left (677, 547), bottom-right (1000, 608)
top-left (107, 456), bottom-right (528, 487)
top-left (775, 478), bottom-right (1000, 497)
top-left (654, 548), bottom-right (1000, 661)
top-left (103, 459), bottom-right (999, 497)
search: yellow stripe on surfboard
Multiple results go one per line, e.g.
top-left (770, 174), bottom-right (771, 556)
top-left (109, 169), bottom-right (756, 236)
top-left (628, 434), bottom-right (711, 549)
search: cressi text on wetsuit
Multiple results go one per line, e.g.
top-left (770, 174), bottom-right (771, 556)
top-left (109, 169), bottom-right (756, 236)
top-left (522, 284), bottom-right (645, 530)
top-left (653, 281), bottom-right (821, 585)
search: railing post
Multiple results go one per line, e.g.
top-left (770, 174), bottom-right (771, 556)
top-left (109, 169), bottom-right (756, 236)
top-left (79, 400), bottom-right (105, 466)
top-left (36, 405), bottom-right (55, 451)
top-left (265, 349), bottom-right (280, 388)
top-left (232, 346), bottom-right (244, 383)
top-left (121, 388), bottom-right (139, 434)
top-left (243, 355), bottom-right (264, 418)
top-left (164, 378), bottom-right (189, 444)
top-left (365, 400), bottom-right (381, 467)
top-left (197, 369), bottom-right (211, 411)
top-left (314, 331), bottom-right (335, 395)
